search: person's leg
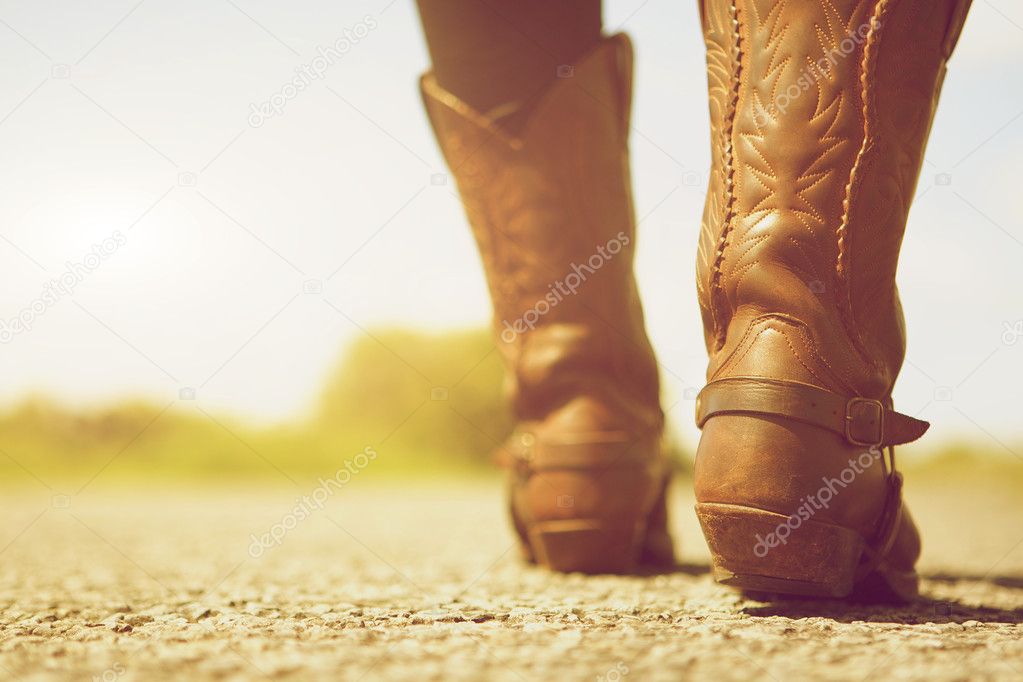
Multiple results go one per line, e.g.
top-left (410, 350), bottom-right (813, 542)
top-left (418, 7), bottom-right (674, 573)
top-left (416, 0), bottom-right (601, 133)
top-left (692, 0), bottom-right (971, 600)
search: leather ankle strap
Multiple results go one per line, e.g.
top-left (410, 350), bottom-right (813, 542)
top-left (695, 377), bottom-right (929, 448)
top-left (495, 429), bottom-right (661, 474)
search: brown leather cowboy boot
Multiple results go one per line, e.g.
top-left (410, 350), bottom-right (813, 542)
top-left (421, 34), bottom-right (674, 573)
top-left (693, 0), bottom-right (971, 599)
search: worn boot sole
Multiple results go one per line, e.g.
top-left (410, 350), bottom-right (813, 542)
top-left (527, 519), bottom-right (646, 574)
top-left (516, 476), bottom-right (674, 575)
top-left (696, 502), bottom-right (918, 601)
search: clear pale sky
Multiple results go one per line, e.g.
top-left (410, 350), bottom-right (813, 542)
top-left (0, 0), bottom-right (1020, 453)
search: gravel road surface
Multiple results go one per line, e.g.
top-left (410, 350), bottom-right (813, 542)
top-left (1, 474), bottom-right (1021, 681)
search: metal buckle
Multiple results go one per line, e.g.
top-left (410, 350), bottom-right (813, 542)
top-left (845, 397), bottom-right (885, 448)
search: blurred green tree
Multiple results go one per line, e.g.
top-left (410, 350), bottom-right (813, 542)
top-left (317, 327), bottom-right (513, 468)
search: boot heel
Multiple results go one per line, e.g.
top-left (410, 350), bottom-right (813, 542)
top-left (527, 519), bottom-right (645, 574)
top-left (696, 502), bottom-right (864, 598)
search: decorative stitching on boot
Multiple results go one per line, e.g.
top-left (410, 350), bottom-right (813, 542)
top-left (709, 0), bottom-right (744, 352)
top-left (836, 0), bottom-right (891, 371)
top-left (712, 314), bottom-right (854, 394)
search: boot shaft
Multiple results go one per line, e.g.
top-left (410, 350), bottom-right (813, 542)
top-left (696, 0), bottom-right (971, 395)
top-left (421, 35), bottom-right (661, 426)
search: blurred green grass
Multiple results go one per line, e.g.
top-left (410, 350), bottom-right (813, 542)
top-left (0, 327), bottom-right (1019, 488)
top-left (1, 328), bottom-right (510, 487)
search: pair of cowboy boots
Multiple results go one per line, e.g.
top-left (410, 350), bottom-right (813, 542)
top-left (421, 0), bottom-right (971, 599)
